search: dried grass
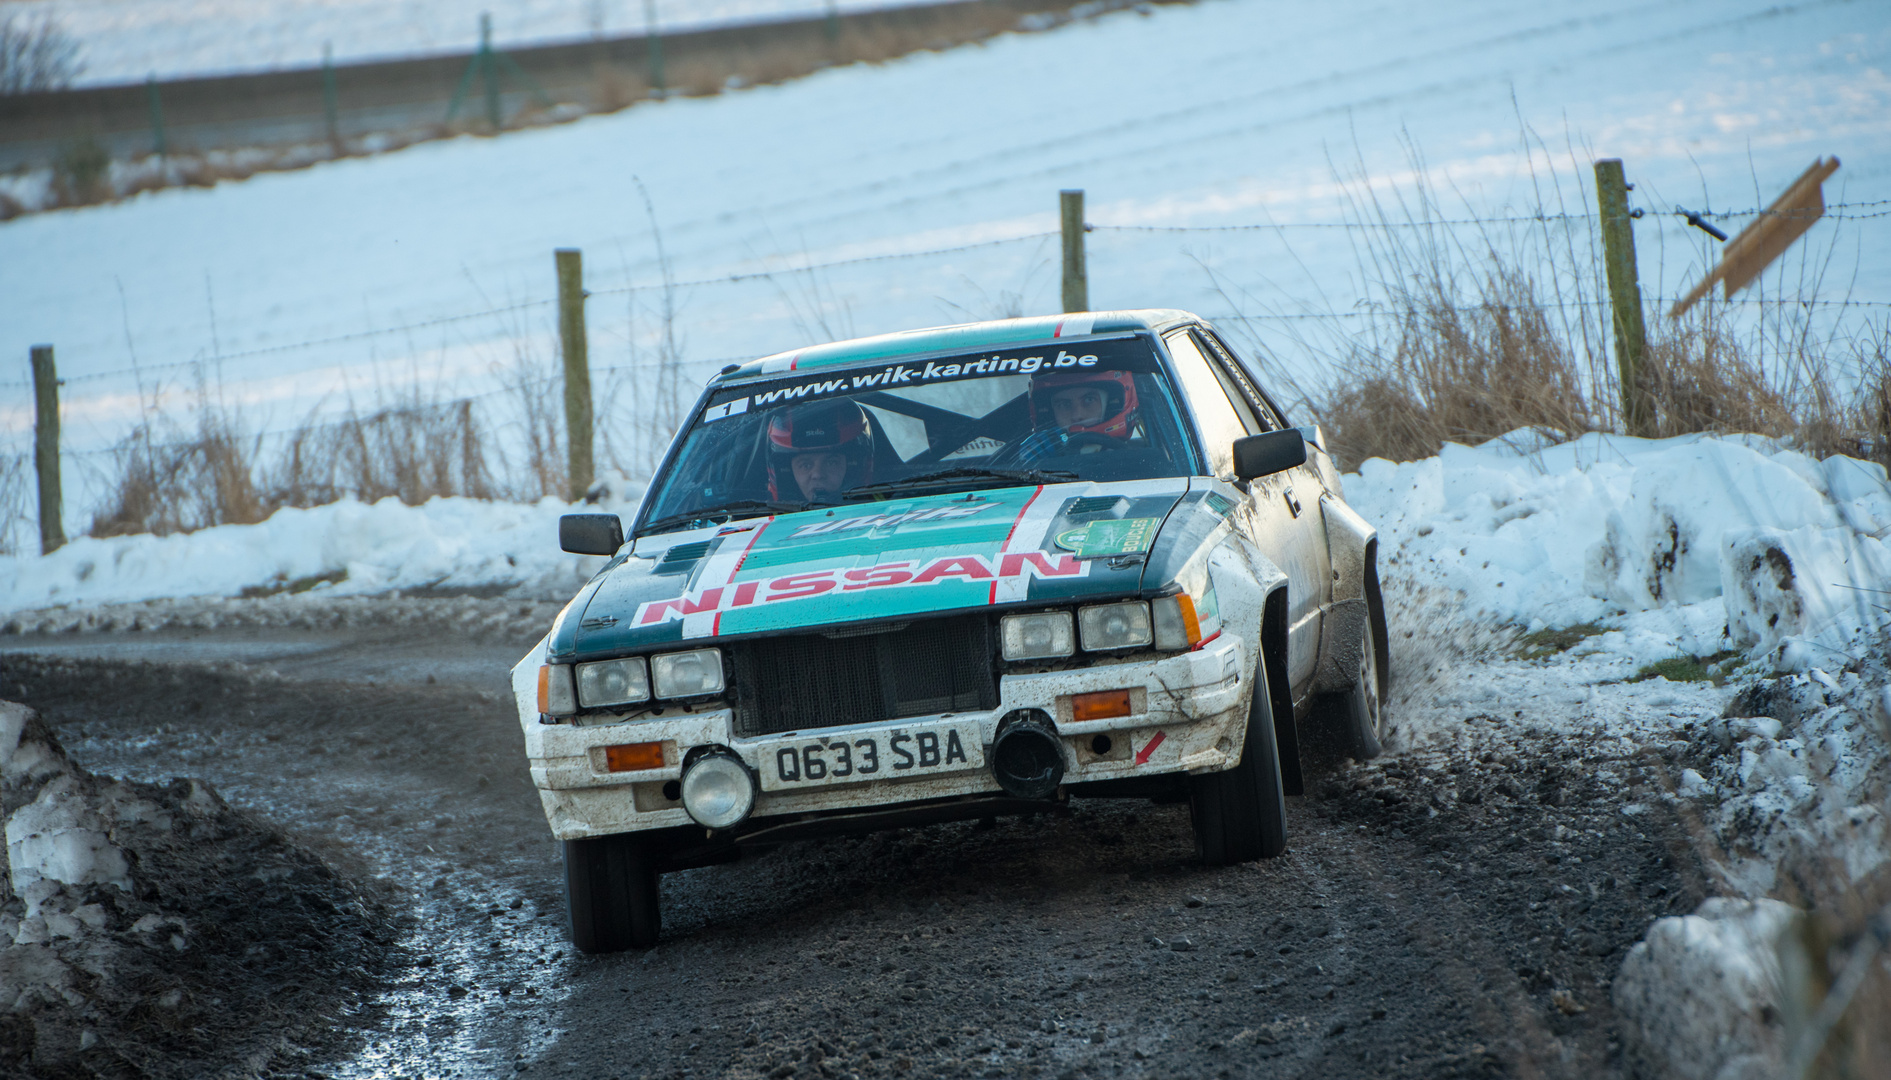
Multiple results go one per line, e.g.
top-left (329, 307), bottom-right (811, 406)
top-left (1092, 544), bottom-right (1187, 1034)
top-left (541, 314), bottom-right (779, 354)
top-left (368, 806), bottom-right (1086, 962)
top-left (89, 411), bottom-right (262, 537)
top-left (496, 344), bottom-right (568, 503)
top-left (0, 452), bottom-right (34, 555)
top-left (263, 397), bottom-right (494, 511)
top-left (89, 384), bottom-right (517, 538)
top-left (1320, 266), bottom-right (1600, 467)
top-left (1774, 860), bottom-right (1891, 1080)
top-left (1288, 144), bottom-right (1891, 471)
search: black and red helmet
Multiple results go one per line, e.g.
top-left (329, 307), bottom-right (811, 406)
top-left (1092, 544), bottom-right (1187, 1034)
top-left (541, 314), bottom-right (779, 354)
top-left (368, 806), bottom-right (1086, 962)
top-left (1030, 369), bottom-right (1139, 440)
top-left (765, 400), bottom-right (875, 497)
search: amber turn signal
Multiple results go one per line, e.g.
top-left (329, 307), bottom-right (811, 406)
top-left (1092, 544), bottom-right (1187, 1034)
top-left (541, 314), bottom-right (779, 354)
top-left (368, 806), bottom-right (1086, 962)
top-left (603, 742), bottom-right (665, 772)
top-left (1071, 689), bottom-right (1133, 722)
top-left (1176, 594), bottom-right (1203, 644)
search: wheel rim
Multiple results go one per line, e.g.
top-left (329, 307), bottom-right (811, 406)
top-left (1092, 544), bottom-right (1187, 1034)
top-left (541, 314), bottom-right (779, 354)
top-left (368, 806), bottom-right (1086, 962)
top-left (1359, 627), bottom-right (1381, 738)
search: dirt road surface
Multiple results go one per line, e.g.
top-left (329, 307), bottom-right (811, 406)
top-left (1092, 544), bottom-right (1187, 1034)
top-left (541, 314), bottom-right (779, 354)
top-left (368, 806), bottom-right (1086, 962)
top-left (0, 608), bottom-right (1709, 1079)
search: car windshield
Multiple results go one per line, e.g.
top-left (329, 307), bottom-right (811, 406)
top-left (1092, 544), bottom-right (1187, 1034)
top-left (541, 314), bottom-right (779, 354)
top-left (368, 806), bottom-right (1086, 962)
top-left (638, 335), bottom-right (1200, 534)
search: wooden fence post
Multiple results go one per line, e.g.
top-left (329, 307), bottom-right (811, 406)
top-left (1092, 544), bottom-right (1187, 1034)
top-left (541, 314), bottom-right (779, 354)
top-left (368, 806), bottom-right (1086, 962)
top-left (1595, 159), bottom-right (1652, 437)
top-left (322, 42), bottom-right (342, 150)
top-left (480, 13), bottom-right (502, 131)
top-left (557, 249), bottom-right (594, 501)
top-left (145, 75), bottom-right (168, 160)
top-left (31, 346), bottom-right (65, 555)
top-left (1060, 189), bottom-right (1088, 313)
top-left (644, 0), bottom-right (665, 97)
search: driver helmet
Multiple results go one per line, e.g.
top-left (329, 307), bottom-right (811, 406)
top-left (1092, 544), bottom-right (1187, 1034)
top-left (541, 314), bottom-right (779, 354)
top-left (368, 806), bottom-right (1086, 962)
top-left (1030, 369), bottom-right (1139, 440)
top-left (765, 399), bottom-right (875, 499)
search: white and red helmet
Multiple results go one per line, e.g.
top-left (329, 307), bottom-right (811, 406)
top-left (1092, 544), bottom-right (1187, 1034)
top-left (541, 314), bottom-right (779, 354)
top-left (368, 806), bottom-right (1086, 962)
top-left (765, 400), bottom-right (875, 498)
top-left (1030, 369), bottom-right (1140, 439)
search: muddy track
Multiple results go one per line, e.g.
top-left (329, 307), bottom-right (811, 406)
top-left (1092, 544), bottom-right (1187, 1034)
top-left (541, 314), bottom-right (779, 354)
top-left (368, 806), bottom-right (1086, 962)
top-left (0, 634), bottom-right (1708, 1079)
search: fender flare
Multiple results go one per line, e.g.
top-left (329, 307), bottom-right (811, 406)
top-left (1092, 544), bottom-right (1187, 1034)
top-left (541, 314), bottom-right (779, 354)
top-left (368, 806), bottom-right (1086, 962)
top-left (1312, 494), bottom-right (1383, 695)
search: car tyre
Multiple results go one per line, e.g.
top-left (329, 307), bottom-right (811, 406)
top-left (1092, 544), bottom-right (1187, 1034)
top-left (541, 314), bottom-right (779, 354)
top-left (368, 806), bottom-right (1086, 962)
top-left (1188, 656), bottom-right (1288, 864)
top-left (1308, 582), bottom-right (1390, 765)
top-left (1330, 614), bottom-right (1385, 760)
top-left (1328, 600), bottom-right (1387, 762)
top-left (564, 833), bottom-right (661, 953)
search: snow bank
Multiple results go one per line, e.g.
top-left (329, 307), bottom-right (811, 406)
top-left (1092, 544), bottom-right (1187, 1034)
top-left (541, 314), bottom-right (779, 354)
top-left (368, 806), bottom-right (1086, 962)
top-left (1612, 898), bottom-right (1801, 1080)
top-left (1346, 432), bottom-right (1891, 1078)
top-left (1347, 432), bottom-right (1891, 673)
top-left (0, 490), bottom-right (643, 616)
top-left (0, 699), bottom-right (394, 1070)
top-left (1347, 429), bottom-right (1891, 891)
top-left (1688, 670), bottom-right (1891, 899)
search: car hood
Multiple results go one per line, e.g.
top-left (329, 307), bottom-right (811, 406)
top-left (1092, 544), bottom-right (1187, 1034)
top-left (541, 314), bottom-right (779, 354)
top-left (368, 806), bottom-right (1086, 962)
top-left (551, 479), bottom-right (1195, 661)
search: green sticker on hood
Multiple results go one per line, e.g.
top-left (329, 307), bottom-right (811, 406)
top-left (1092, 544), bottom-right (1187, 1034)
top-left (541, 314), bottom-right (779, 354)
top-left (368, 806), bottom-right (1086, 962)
top-left (1054, 517), bottom-right (1159, 557)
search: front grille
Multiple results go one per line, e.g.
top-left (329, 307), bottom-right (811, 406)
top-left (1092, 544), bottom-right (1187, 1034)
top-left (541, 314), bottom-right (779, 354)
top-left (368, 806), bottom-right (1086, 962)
top-left (729, 615), bottom-right (998, 736)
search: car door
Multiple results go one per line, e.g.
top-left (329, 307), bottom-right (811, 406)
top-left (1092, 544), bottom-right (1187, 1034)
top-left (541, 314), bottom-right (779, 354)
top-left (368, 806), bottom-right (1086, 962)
top-left (1161, 329), bottom-right (1330, 692)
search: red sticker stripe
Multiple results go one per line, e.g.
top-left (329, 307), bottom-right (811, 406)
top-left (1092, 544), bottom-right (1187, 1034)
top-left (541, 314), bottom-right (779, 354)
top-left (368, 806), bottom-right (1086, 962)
top-left (989, 486), bottom-right (1043, 604)
top-left (708, 521), bottom-right (771, 636)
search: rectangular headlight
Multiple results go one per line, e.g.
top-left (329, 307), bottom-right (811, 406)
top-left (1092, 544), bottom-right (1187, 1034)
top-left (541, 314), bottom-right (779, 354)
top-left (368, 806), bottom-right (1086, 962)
top-left (576, 656), bottom-right (650, 708)
top-left (651, 648), bottom-right (725, 698)
top-left (1079, 601), bottom-right (1153, 651)
top-left (1001, 611), bottom-right (1075, 660)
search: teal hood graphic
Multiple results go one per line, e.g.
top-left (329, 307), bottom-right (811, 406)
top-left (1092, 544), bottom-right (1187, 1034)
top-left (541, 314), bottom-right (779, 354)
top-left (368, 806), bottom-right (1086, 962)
top-left (552, 480), bottom-right (1193, 660)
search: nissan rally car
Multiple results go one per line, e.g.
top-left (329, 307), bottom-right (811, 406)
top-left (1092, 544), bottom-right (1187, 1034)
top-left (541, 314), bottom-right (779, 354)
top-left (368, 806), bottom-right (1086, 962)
top-left (510, 310), bottom-right (1389, 952)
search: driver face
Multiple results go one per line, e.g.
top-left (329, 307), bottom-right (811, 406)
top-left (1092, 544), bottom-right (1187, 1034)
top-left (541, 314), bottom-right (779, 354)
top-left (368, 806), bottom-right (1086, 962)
top-left (790, 451), bottom-right (849, 501)
top-left (1050, 386), bottom-right (1109, 429)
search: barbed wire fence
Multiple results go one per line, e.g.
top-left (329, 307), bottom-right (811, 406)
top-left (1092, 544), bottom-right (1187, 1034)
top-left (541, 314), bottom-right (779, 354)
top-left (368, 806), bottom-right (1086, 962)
top-left (3, 194), bottom-right (1885, 554)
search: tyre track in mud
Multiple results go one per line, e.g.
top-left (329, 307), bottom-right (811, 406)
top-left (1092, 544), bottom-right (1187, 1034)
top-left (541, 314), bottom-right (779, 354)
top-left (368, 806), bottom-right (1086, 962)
top-left (1, 627), bottom-right (1710, 1079)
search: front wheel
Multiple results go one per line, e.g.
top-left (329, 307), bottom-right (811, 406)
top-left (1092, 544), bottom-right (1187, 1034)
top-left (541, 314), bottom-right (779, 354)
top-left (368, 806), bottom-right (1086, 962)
top-left (1323, 611), bottom-right (1386, 763)
top-left (564, 833), bottom-right (661, 953)
top-left (1188, 657), bottom-right (1288, 864)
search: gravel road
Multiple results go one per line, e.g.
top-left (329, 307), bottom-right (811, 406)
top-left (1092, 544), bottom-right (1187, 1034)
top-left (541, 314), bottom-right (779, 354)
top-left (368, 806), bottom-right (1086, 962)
top-left (0, 610), bottom-right (1711, 1079)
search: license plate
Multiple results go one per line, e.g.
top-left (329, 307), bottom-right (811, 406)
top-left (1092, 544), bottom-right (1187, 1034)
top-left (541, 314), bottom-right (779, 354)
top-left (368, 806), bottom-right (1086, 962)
top-left (758, 721), bottom-right (985, 792)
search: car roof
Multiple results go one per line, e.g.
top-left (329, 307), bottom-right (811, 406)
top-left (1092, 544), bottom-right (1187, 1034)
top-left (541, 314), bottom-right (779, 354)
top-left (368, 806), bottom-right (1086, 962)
top-left (713, 309), bottom-right (1203, 384)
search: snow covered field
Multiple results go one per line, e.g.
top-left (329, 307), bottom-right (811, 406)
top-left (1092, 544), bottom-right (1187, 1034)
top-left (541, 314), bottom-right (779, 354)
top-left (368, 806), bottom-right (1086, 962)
top-left (3, 0), bottom-right (1887, 547)
top-left (13, 0), bottom-right (946, 86)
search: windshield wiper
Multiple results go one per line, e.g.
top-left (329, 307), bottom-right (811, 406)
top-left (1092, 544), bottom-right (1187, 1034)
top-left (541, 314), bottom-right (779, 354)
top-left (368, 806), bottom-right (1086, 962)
top-left (844, 466), bottom-right (1077, 499)
top-left (638, 499), bottom-right (814, 536)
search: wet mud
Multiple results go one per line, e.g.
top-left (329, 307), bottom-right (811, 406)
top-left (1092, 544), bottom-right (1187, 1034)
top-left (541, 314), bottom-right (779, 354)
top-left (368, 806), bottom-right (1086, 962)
top-left (1, 634), bottom-right (1708, 1079)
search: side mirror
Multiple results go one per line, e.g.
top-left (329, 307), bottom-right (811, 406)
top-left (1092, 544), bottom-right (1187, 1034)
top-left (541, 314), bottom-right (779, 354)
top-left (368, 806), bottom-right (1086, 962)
top-left (1232, 429), bottom-right (1307, 481)
top-left (560, 513), bottom-right (624, 555)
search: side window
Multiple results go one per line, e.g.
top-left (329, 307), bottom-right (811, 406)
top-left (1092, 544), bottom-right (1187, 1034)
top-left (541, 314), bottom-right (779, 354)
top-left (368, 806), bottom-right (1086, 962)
top-left (1188, 330), bottom-right (1264, 435)
top-left (1196, 329), bottom-right (1291, 431)
top-left (1163, 331), bottom-right (1249, 478)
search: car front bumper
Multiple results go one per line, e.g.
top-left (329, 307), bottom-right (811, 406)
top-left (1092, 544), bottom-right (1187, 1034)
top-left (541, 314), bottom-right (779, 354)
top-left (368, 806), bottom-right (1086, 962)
top-left (512, 634), bottom-right (1250, 841)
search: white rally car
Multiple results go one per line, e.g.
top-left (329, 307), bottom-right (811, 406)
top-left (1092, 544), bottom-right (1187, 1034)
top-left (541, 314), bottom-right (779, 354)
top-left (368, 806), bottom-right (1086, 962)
top-left (512, 310), bottom-right (1387, 951)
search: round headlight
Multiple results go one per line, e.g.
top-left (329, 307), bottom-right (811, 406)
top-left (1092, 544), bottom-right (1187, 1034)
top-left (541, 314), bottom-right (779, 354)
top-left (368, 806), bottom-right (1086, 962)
top-left (680, 753), bottom-right (755, 830)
